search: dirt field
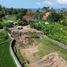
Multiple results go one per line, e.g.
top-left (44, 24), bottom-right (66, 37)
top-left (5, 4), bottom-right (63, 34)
top-left (20, 43), bottom-right (67, 67)
top-left (11, 28), bottom-right (67, 67)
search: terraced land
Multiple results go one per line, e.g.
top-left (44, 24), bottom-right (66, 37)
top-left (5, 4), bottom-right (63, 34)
top-left (0, 32), bottom-right (16, 67)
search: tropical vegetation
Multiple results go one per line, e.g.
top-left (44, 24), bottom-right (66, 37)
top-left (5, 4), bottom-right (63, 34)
top-left (30, 22), bottom-right (67, 45)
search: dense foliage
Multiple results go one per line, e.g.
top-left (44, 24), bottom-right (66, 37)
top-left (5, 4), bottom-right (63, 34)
top-left (30, 22), bottom-right (67, 45)
top-left (60, 18), bottom-right (67, 26)
top-left (3, 22), bottom-right (14, 28)
top-left (0, 22), bottom-right (3, 29)
top-left (48, 12), bottom-right (63, 22)
top-left (16, 19), bottom-right (23, 25)
top-left (0, 5), bottom-right (27, 20)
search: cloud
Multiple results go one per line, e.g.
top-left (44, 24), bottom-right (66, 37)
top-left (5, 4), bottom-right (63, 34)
top-left (36, 0), bottom-right (67, 8)
top-left (36, 1), bottom-right (52, 7)
top-left (57, 0), bottom-right (67, 4)
top-left (43, 1), bottom-right (52, 6)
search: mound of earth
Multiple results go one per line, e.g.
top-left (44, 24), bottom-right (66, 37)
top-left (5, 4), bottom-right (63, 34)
top-left (11, 28), bottom-right (43, 39)
top-left (30, 52), bottom-right (67, 67)
top-left (16, 35), bottom-right (38, 48)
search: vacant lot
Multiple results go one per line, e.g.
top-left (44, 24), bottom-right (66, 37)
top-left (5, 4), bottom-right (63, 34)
top-left (0, 32), bottom-right (16, 67)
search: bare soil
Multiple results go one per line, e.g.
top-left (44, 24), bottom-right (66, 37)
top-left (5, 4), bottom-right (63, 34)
top-left (11, 28), bottom-right (67, 67)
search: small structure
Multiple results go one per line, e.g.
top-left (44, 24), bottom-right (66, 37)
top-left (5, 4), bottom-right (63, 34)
top-left (23, 16), bottom-right (32, 22)
top-left (45, 21), bottom-right (49, 25)
top-left (42, 12), bottom-right (51, 21)
top-left (31, 19), bottom-right (39, 22)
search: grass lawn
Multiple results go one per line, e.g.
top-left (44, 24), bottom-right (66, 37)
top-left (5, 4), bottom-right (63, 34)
top-left (0, 32), bottom-right (16, 67)
top-left (34, 38), bottom-right (67, 60)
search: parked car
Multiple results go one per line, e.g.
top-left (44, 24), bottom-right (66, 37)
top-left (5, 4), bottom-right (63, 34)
top-left (17, 26), bottom-right (23, 29)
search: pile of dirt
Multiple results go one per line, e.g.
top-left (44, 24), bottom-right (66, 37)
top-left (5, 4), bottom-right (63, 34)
top-left (11, 28), bottom-right (43, 39)
top-left (30, 52), bottom-right (67, 67)
top-left (11, 28), bottom-right (40, 48)
top-left (16, 36), bottom-right (38, 48)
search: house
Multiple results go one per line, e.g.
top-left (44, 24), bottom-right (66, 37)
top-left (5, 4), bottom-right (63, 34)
top-left (23, 16), bottom-right (32, 22)
top-left (23, 16), bottom-right (39, 25)
top-left (42, 12), bottom-right (51, 21)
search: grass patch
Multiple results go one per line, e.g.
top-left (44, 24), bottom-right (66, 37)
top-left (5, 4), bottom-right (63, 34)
top-left (30, 22), bottom-right (67, 45)
top-left (13, 45), bottom-right (27, 67)
top-left (34, 38), bottom-right (67, 60)
top-left (0, 32), bottom-right (16, 67)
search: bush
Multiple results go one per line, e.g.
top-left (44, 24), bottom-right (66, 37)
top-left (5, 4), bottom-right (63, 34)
top-left (4, 27), bottom-right (10, 31)
top-left (3, 22), bottom-right (14, 28)
top-left (48, 12), bottom-right (63, 22)
top-left (16, 19), bottom-right (23, 26)
top-left (60, 19), bottom-right (67, 26)
top-left (0, 22), bottom-right (3, 29)
top-left (30, 22), bottom-right (67, 45)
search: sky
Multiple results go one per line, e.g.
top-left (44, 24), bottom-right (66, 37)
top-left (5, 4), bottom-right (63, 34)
top-left (0, 0), bottom-right (67, 9)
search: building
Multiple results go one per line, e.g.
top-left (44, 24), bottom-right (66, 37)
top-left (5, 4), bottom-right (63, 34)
top-left (23, 16), bottom-right (32, 22)
top-left (42, 12), bottom-right (51, 21)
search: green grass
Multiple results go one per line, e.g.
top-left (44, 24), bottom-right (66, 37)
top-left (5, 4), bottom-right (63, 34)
top-left (0, 32), bottom-right (16, 67)
top-left (30, 22), bottom-right (67, 45)
top-left (34, 38), bottom-right (67, 60)
top-left (13, 45), bottom-right (27, 67)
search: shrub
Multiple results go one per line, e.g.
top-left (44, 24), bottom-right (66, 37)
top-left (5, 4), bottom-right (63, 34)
top-left (60, 19), bottom-right (67, 26)
top-left (30, 22), bottom-right (67, 45)
top-left (16, 19), bottom-right (23, 26)
top-left (48, 12), bottom-right (63, 22)
top-left (4, 27), bottom-right (10, 32)
top-left (0, 22), bottom-right (3, 29)
top-left (3, 22), bottom-right (14, 28)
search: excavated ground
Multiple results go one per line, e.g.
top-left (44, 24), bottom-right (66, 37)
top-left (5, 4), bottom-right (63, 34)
top-left (11, 28), bottom-right (67, 67)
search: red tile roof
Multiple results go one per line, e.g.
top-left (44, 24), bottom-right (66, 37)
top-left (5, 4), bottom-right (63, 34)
top-left (23, 16), bottom-right (32, 22)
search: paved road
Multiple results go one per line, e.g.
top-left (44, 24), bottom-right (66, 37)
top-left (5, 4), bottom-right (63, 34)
top-left (41, 35), bottom-right (67, 49)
